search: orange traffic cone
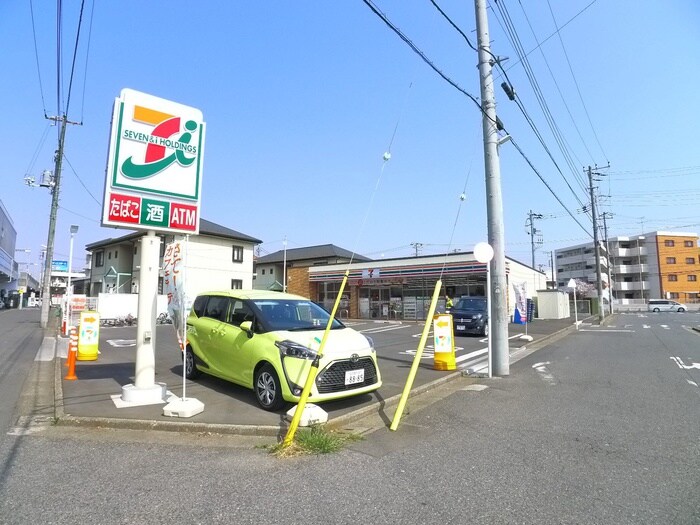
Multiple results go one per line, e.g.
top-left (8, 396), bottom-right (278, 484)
top-left (64, 327), bottom-right (78, 381)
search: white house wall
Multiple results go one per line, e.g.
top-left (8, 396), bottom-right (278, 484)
top-left (180, 235), bottom-right (256, 298)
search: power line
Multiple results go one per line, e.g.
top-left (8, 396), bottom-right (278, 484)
top-left (360, 0), bottom-right (488, 121)
top-left (492, 0), bottom-right (589, 199)
top-left (63, 155), bottom-right (101, 206)
top-left (29, 0), bottom-right (49, 117)
top-left (545, 0), bottom-right (608, 163)
top-left (503, 0), bottom-right (598, 73)
top-left (79, 0), bottom-right (95, 122)
top-left (515, 0), bottom-right (595, 165)
top-left (510, 137), bottom-right (591, 238)
top-left (365, 0), bottom-right (590, 238)
top-left (64, 0), bottom-right (86, 117)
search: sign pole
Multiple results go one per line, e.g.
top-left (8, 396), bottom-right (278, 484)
top-left (121, 231), bottom-right (167, 404)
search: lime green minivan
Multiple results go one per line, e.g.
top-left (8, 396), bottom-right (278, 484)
top-left (185, 290), bottom-right (382, 411)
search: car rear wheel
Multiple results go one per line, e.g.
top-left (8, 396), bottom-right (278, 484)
top-left (653, 308), bottom-right (660, 312)
top-left (677, 307), bottom-right (685, 312)
top-left (185, 347), bottom-right (200, 379)
top-left (254, 364), bottom-right (284, 411)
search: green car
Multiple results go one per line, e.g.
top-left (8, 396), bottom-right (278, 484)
top-left (185, 290), bottom-right (382, 411)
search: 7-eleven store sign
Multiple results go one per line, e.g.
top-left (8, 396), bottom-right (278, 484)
top-left (102, 89), bottom-right (205, 234)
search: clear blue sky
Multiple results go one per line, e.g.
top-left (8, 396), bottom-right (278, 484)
top-left (2, 1), bottom-right (699, 277)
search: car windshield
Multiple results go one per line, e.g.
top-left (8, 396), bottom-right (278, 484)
top-left (253, 299), bottom-right (344, 332)
top-left (454, 298), bottom-right (487, 311)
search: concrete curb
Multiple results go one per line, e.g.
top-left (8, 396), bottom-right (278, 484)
top-left (49, 318), bottom-right (583, 437)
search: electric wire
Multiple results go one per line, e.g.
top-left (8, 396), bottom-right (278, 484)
top-left (428, 0), bottom-right (591, 226)
top-left (360, 0), bottom-right (490, 123)
top-left (63, 155), bottom-right (101, 207)
top-left (510, 137), bottom-right (591, 237)
top-left (56, 0), bottom-right (63, 117)
top-left (545, 0), bottom-right (608, 163)
top-left (503, 0), bottom-right (598, 73)
top-left (24, 124), bottom-right (52, 176)
top-left (79, 0), bottom-right (95, 123)
top-left (29, 0), bottom-right (49, 117)
top-left (346, 79), bottom-right (413, 267)
top-left (64, 0), bottom-right (86, 117)
top-left (492, 0), bottom-right (589, 200)
top-left (516, 0), bottom-right (595, 165)
top-left (365, 0), bottom-right (594, 239)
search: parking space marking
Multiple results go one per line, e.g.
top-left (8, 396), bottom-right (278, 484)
top-left (532, 361), bottom-right (556, 385)
top-left (660, 324), bottom-right (670, 330)
top-left (360, 324), bottom-right (410, 334)
top-left (670, 356), bottom-right (700, 370)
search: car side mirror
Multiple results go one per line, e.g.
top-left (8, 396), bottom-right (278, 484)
top-left (240, 320), bottom-right (253, 338)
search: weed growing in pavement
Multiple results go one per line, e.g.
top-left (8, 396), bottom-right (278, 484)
top-left (267, 425), bottom-right (363, 457)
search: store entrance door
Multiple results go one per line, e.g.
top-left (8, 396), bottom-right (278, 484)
top-left (369, 287), bottom-right (390, 319)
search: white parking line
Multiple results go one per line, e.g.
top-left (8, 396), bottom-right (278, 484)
top-left (360, 324), bottom-right (410, 334)
top-left (532, 361), bottom-right (556, 385)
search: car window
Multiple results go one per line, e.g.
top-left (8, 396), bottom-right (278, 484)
top-left (254, 299), bottom-right (343, 331)
top-left (229, 300), bottom-right (255, 326)
top-left (202, 296), bottom-right (230, 322)
top-left (454, 298), bottom-right (487, 311)
top-left (192, 295), bottom-right (208, 317)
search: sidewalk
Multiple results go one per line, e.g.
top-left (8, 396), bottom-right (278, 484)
top-left (51, 315), bottom-right (590, 436)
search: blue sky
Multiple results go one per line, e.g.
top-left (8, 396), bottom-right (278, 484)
top-left (2, 1), bottom-right (699, 278)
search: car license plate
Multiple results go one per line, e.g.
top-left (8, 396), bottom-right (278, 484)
top-left (456, 325), bottom-right (465, 331)
top-left (345, 369), bottom-right (364, 385)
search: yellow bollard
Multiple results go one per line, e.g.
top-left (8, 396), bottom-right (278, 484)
top-left (77, 311), bottom-right (100, 361)
top-left (390, 279), bottom-right (442, 431)
top-left (282, 271), bottom-right (350, 447)
top-left (433, 313), bottom-right (456, 370)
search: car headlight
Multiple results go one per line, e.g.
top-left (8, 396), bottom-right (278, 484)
top-left (363, 334), bottom-right (376, 353)
top-left (275, 340), bottom-right (318, 360)
top-left (472, 313), bottom-right (483, 320)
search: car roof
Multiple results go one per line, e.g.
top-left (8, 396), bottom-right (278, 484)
top-left (196, 290), bottom-right (309, 301)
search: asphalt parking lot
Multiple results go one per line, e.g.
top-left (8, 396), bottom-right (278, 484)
top-left (57, 317), bottom-right (576, 433)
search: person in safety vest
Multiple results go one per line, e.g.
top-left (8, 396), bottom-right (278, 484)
top-left (446, 295), bottom-right (453, 311)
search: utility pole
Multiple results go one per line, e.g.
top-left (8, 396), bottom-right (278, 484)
top-left (601, 212), bottom-right (614, 314)
top-left (526, 210), bottom-right (543, 269)
top-left (545, 250), bottom-right (555, 286)
top-left (410, 242), bottom-right (423, 257)
top-left (475, 0), bottom-right (509, 376)
top-left (587, 166), bottom-right (604, 323)
top-left (40, 116), bottom-right (67, 328)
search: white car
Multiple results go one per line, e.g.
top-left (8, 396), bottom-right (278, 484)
top-left (647, 299), bottom-right (686, 312)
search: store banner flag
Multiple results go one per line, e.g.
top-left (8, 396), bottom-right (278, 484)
top-left (513, 282), bottom-right (527, 325)
top-left (163, 240), bottom-right (191, 347)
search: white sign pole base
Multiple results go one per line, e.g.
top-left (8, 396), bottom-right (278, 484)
top-left (120, 383), bottom-right (168, 406)
top-left (163, 396), bottom-right (204, 418)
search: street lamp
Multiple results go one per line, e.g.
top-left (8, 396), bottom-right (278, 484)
top-left (67, 225), bottom-right (79, 297)
top-left (66, 225), bottom-right (79, 330)
top-left (474, 242), bottom-right (494, 377)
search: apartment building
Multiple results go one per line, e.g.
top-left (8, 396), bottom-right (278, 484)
top-left (556, 231), bottom-right (700, 304)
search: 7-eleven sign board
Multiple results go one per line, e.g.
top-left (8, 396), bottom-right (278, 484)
top-left (102, 89), bottom-right (206, 234)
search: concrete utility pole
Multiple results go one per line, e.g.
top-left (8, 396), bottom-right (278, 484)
top-left (587, 166), bottom-right (604, 323)
top-left (475, 0), bottom-right (509, 376)
top-left (601, 212), bottom-right (614, 314)
top-left (526, 210), bottom-right (543, 269)
top-left (40, 116), bottom-right (67, 328)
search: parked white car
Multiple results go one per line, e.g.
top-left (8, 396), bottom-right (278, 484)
top-left (647, 299), bottom-right (686, 312)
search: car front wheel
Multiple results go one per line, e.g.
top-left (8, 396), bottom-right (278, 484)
top-left (677, 307), bottom-right (685, 312)
top-left (653, 308), bottom-right (660, 312)
top-left (185, 347), bottom-right (200, 379)
top-left (482, 323), bottom-right (489, 337)
top-left (254, 364), bottom-right (284, 411)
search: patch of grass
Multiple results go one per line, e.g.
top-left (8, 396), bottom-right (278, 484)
top-left (268, 426), bottom-right (363, 457)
